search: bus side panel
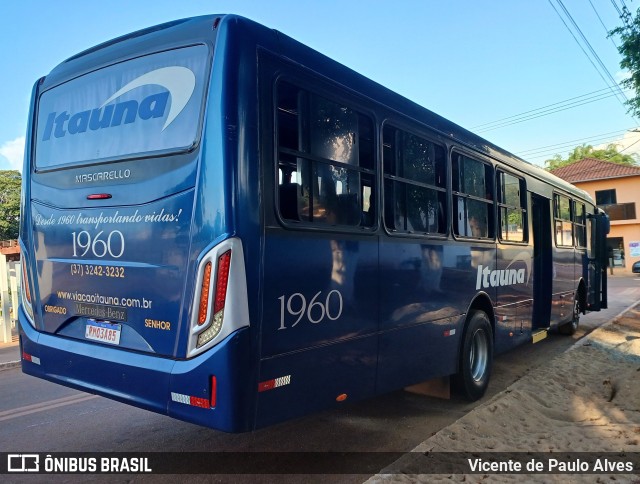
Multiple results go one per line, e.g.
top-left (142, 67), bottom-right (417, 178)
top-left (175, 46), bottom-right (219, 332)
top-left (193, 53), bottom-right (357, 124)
top-left (257, 232), bottom-right (378, 425)
top-left (377, 240), bottom-right (494, 392)
top-left (255, 335), bottom-right (377, 428)
top-left (494, 244), bottom-right (534, 351)
top-left (260, 233), bottom-right (378, 356)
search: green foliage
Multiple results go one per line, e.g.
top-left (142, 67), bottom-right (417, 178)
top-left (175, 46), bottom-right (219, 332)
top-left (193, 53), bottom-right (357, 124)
top-left (610, 8), bottom-right (640, 118)
top-left (544, 143), bottom-right (637, 171)
top-left (0, 170), bottom-right (21, 240)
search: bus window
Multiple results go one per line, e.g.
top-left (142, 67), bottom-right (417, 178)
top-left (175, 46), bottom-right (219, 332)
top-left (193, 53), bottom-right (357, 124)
top-left (276, 81), bottom-right (375, 227)
top-left (36, 45), bottom-right (210, 169)
top-left (497, 171), bottom-right (527, 243)
top-left (574, 202), bottom-right (587, 248)
top-left (382, 125), bottom-right (447, 235)
top-left (554, 194), bottom-right (573, 247)
top-left (452, 153), bottom-right (494, 239)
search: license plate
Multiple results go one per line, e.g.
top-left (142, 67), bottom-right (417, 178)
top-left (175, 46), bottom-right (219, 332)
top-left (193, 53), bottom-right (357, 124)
top-left (85, 319), bottom-right (121, 345)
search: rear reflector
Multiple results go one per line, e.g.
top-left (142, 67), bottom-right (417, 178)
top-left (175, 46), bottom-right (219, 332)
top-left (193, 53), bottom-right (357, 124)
top-left (190, 396), bottom-right (210, 409)
top-left (171, 392), bottom-right (212, 409)
top-left (87, 193), bottom-right (112, 200)
top-left (211, 376), bottom-right (217, 408)
top-left (22, 351), bottom-right (41, 365)
top-left (258, 375), bottom-right (291, 392)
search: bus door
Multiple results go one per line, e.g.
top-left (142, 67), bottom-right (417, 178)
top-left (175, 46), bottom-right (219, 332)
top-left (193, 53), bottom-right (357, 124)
top-left (531, 194), bottom-right (552, 329)
top-left (586, 211), bottom-right (609, 310)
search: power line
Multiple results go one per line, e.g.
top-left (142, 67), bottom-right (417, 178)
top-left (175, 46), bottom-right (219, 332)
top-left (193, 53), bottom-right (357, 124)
top-left (470, 3), bottom-right (636, 135)
top-left (611, 0), bottom-right (624, 19)
top-left (619, 136), bottom-right (640, 153)
top-left (522, 135), bottom-right (634, 161)
top-left (471, 86), bottom-right (616, 130)
top-left (610, 0), bottom-right (633, 31)
top-left (551, 0), bottom-right (628, 106)
top-left (516, 128), bottom-right (632, 156)
top-left (548, 0), bottom-right (614, 97)
top-left (619, 0), bottom-right (632, 18)
top-left (589, 0), bottom-right (619, 50)
top-left (475, 90), bottom-right (628, 133)
top-left (522, 130), bottom-right (640, 161)
top-left (522, 136), bottom-right (630, 161)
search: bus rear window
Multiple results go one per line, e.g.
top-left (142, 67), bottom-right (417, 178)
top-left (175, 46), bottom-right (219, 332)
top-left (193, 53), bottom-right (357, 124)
top-left (35, 44), bottom-right (210, 169)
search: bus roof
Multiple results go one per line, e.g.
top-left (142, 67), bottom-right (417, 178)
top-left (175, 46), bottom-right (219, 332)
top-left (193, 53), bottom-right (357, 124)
top-left (262, 16), bottom-right (595, 205)
top-left (41, 13), bottom-right (593, 205)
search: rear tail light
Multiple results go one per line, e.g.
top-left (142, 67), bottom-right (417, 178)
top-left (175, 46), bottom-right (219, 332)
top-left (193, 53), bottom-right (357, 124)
top-left (213, 251), bottom-right (231, 313)
top-left (21, 258), bottom-right (35, 326)
top-left (187, 238), bottom-right (250, 358)
top-left (196, 250), bottom-right (232, 348)
top-left (21, 260), bottom-right (32, 305)
top-left (197, 262), bottom-right (212, 325)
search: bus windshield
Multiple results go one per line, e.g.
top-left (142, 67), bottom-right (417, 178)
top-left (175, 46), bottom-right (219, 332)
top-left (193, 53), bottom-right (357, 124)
top-left (35, 44), bottom-right (210, 170)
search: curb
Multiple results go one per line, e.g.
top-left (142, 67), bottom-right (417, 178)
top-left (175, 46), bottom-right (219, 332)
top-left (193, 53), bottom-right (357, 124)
top-left (0, 360), bottom-right (21, 371)
top-left (568, 297), bottom-right (640, 352)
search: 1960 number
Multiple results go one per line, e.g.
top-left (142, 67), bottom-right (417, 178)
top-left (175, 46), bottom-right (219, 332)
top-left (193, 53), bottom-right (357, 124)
top-left (72, 230), bottom-right (125, 258)
top-left (278, 290), bottom-right (343, 330)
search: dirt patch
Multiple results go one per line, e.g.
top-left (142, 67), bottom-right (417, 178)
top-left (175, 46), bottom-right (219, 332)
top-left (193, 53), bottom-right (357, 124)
top-left (368, 307), bottom-right (640, 483)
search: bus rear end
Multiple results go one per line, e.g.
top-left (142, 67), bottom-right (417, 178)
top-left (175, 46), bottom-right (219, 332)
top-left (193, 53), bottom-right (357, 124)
top-left (18, 16), bottom-right (254, 432)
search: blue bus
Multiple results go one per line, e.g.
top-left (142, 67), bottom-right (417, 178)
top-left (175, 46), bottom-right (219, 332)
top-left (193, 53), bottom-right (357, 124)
top-left (19, 14), bottom-right (609, 432)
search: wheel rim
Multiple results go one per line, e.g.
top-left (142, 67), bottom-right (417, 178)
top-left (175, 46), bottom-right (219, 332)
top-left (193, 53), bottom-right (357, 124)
top-left (470, 328), bottom-right (488, 382)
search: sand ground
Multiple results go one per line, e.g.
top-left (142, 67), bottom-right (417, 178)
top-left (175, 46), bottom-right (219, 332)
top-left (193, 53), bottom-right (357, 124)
top-left (367, 305), bottom-right (640, 483)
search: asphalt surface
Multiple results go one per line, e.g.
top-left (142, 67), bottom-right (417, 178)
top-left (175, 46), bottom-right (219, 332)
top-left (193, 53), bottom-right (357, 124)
top-left (0, 275), bottom-right (638, 483)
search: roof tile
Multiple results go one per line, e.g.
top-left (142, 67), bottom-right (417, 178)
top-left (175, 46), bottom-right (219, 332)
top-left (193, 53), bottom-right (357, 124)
top-left (549, 158), bottom-right (640, 183)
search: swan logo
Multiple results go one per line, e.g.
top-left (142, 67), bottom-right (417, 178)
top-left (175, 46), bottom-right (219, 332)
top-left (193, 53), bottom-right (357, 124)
top-left (41, 66), bottom-right (196, 141)
top-left (475, 252), bottom-right (532, 290)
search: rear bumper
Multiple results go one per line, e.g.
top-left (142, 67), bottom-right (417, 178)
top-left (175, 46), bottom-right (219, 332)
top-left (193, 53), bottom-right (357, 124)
top-left (19, 306), bottom-right (253, 432)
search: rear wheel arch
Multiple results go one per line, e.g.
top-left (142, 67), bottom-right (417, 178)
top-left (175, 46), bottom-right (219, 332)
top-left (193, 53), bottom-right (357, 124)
top-left (465, 293), bottom-right (495, 336)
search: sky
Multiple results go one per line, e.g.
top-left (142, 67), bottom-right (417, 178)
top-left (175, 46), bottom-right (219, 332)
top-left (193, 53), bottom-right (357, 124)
top-left (1, 0), bottom-right (638, 171)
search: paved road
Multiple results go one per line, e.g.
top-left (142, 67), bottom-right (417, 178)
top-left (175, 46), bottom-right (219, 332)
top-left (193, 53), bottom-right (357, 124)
top-left (0, 276), bottom-right (638, 482)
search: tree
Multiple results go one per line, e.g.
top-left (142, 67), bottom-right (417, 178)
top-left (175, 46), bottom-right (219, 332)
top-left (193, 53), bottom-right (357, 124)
top-left (0, 170), bottom-right (21, 240)
top-left (610, 8), bottom-right (640, 118)
top-left (544, 143), bottom-right (637, 171)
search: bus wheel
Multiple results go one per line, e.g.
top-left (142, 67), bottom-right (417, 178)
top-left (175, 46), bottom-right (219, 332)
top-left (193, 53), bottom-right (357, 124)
top-left (453, 310), bottom-right (493, 401)
top-left (559, 293), bottom-right (580, 335)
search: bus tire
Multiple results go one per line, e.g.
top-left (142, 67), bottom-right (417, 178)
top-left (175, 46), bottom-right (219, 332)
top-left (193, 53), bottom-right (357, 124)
top-left (559, 292), bottom-right (580, 335)
top-left (453, 310), bottom-right (493, 401)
